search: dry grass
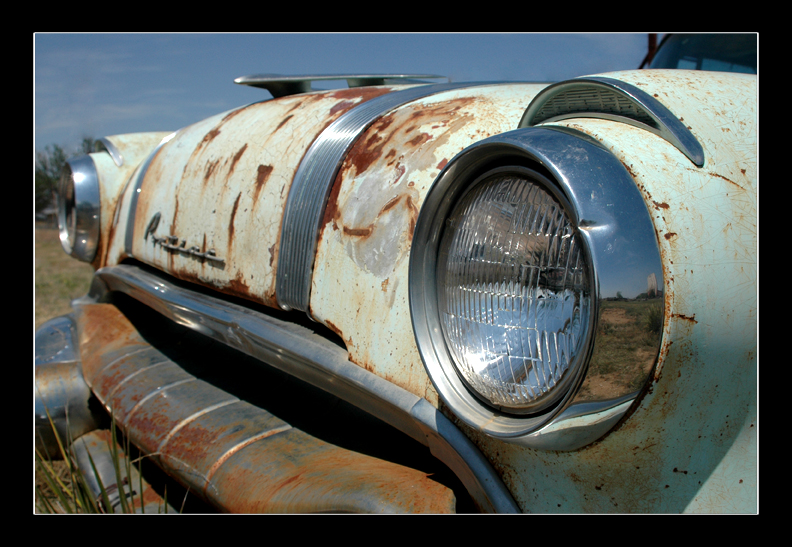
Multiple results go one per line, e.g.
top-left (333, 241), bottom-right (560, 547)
top-left (34, 224), bottom-right (95, 511)
top-left (35, 225), bottom-right (95, 330)
top-left (582, 299), bottom-right (663, 399)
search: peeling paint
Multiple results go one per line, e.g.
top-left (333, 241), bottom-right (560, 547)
top-left (127, 88), bottom-right (396, 308)
top-left (310, 84), bottom-right (543, 404)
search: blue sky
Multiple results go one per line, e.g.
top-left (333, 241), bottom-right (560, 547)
top-left (34, 33), bottom-right (651, 154)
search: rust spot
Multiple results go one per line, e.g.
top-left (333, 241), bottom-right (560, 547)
top-left (229, 144), bottom-right (248, 174)
top-left (381, 195), bottom-right (402, 213)
top-left (220, 107), bottom-right (246, 124)
top-left (330, 100), bottom-right (355, 116)
top-left (345, 116), bottom-right (397, 175)
top-left (268, 244), bottom-right (276, 267)
top-left (327, 86), bottom-right (393, 103)
top-left (90, 230), bottom-right (104, 271)
top-left (275, 115), bottom-right (294, 131)
top-left (324, 319), bottom-right (343, 339)
top-left (621, 161), bottom-right (636, 178)
top-left (322, 172), bottom-right (344, 231)
top-left (204, 159), bottom-right (220, 184)
top-left (652, 201), bottom-right (670, 210)
top-left (343, 226), bottom-right (374, 237)
top-left (664, 232), bottom-right (677, 240)
top-left (381, 278), bottom-right (389, 292)
top-left (708, 171), bottom-right (745, 190)
top-left (437, 158), bottom-right (448, 170)
top-left (343, 97), bottom-right (474, 178)
top-left (226, 272), bottom-right (252, 299)
top-left (406, 133), bottom-right (431, 147)
top-left (406, 196), bottom-right (418, 240)
top-left (672, 313), bottom-right (697, 324)
top-left (198, 127), bottom-right (221, 149)
top-left (277, 473), bottom-right (303, 489)
top-left (170, 198), bottom-right (180, 269)
top-left (229, 192), bottom-right (242, 243)
top-left (254, 165), bottom-right (274, 202)
top-left (348, 351), bottom-right (374, 372)
top-left (392, 164), bottom-right (406, 185)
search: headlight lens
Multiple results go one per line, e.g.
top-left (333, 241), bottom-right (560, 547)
top-left (437, 167), bottom-right (591, 414)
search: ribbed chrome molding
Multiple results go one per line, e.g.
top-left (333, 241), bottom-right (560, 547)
top-left (124, 132), bottom-right (178, 256)
top-left (519, 77), bottom-right (704, 167)
top-left (87, 264), bottom-right (519, 513)
top-left (276, 82), bottom-right (489, 313)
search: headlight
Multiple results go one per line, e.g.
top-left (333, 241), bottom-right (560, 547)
top-left (58, 155), bottom-right (101, 263)
top-left (437, 166), bottom-right (592, 414)
top-left (410, 127), bottom-right (664, 450)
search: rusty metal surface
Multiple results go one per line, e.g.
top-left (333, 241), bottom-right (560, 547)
top-left (72, 302), bottom-right (456, 513)
top-left (128, 87), bottom-right (398, 309)
top-left (459, 71), bottom-right (757, 512)
top-left (309, 83), bottom-right (547, 403)
top-left (82, 264), bottom-right (519, 512)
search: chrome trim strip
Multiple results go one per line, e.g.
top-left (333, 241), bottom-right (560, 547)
top-left (94, 137), bottom-right (124, 167)
top-left (124, 132), bottom-right (178, 256)
top-left (519, 77), bottom-right (705, 167)
top-left (409, 126), bottom-right (664, 450)
top-left (91, 264), bottom-right (519, 513)
top-left (276, 82), bottom-right (491, 313)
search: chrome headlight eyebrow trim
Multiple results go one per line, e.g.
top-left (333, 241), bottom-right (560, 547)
top-left (123, 132), bottom-right (178, 257)
top-left (409, 126), bottom-right (665, 450)
top-left (519, 77), bottom-right (705, 167)
top-left (94, 137), bottom-right (124, 167)
top-left (58, 155), bottom-right (102, 263)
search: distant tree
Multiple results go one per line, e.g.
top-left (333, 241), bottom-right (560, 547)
top-left (35, 138), bottom-right (95, 215)
top-left (35, 144), bottom-right (67, 214)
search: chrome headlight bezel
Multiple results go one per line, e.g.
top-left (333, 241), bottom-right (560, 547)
top-left (58, 155), bottom-right (101, 263)
top-left (409, 126), bottom-right (665, 450)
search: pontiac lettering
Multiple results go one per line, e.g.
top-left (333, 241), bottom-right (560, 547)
top-left (145, 213), bottom-right (225, 265)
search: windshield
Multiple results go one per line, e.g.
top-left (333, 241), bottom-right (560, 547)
top-left (649, 34), bottom-right (756, 74)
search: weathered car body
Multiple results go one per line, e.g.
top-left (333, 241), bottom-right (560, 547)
top-left (36, 67), bottom-right (757, 513)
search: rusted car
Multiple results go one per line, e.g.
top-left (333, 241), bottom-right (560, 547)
top-left (36, 58), bottom-right (757, 512)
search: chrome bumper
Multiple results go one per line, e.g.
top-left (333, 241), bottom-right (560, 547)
top-left (35, 265), bottom-right (518, 513)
